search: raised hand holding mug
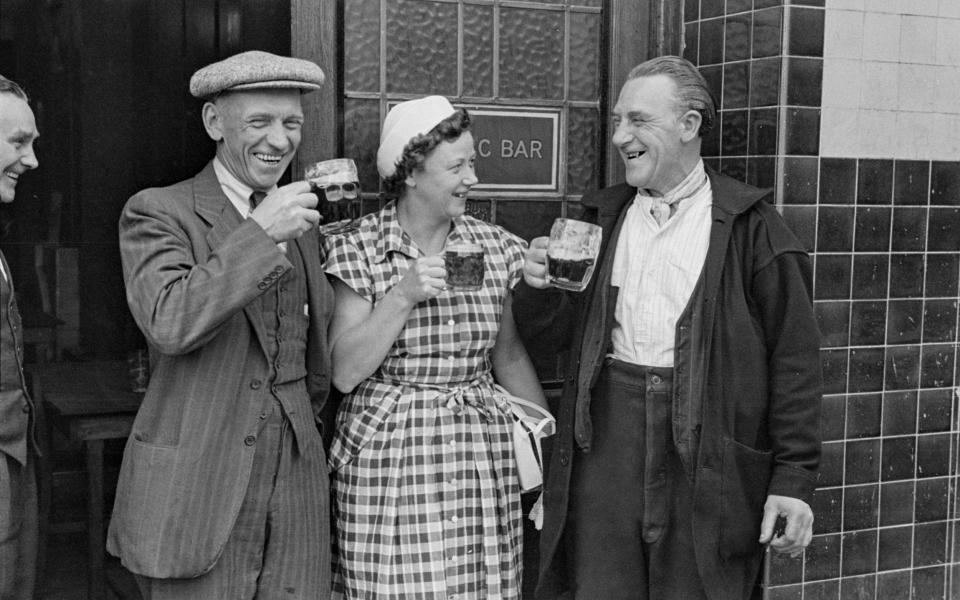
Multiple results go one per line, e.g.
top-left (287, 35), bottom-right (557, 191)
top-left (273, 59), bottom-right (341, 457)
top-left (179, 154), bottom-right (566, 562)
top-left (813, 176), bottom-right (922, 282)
top-left (304, 158), bottom-right (361, 234)
top-left (544, 218), bottom-right (602, 292)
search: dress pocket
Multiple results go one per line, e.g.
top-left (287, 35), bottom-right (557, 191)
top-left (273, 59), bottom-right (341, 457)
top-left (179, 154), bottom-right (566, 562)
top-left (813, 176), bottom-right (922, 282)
top-left (328, 390), bottom-right (400, 470)
top-left (719, 436), bottom-right (772, 557)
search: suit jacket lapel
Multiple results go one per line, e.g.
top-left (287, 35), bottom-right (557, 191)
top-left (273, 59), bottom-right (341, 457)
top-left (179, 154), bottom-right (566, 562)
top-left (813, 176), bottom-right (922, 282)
top-left (193, 162), bottom-right (269, 353)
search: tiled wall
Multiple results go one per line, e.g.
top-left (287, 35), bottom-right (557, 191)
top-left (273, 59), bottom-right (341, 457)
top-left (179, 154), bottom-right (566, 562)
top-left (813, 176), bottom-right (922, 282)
top-left (684, 1), bottom-right (960, 598)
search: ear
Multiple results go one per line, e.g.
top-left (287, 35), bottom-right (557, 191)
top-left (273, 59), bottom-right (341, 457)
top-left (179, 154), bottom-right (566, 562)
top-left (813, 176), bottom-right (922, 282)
top-left (678, 109), bottom-right (703, 143)
top-left (201, 101), bottom-right (224, 142)
top-left (405, 173), bottom-right (417, 188)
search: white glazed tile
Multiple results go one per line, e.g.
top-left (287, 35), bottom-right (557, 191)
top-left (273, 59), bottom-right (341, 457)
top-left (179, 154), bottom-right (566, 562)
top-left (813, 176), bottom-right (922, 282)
top-left (819, 107), bottom-right (861, 157)
top-left (930, 66), bottom-right (960, 114)
top-left (936, 18), bottom-right (960, 65)
top-left (900, 16), bottom-right (938, 64)
top-left (861, 61), bottom-right (900, 111)
top-left (895, 111), bottom-right (928, 160)
top-left (940, 1), bottom-right (960, 19)
top-left (826, 0), bottom-right (864, 10)
top-left (824, 9), bottom-right (865, 59)
top-left (926, 113), bottom-right (960, 159)
top-left (822, 59), bottom-right (864, 109)
top-left (903, 0), bottom-right (940, 17)
top-left (859, 109), bottom-right (900, 158)
top-left (898, 63), bottom-right (938, 112)
top-left (862, 12), bottom-right (902, 62)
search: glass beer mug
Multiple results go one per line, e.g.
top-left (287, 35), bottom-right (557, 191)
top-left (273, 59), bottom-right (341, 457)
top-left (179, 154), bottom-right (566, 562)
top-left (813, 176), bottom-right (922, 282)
top-left (304, 158), bottom-right (361, 235)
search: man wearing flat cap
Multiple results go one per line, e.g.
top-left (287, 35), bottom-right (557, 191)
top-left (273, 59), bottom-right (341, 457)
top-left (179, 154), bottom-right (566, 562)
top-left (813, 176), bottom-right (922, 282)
top-left (107, 50), bottom-right (334, 599)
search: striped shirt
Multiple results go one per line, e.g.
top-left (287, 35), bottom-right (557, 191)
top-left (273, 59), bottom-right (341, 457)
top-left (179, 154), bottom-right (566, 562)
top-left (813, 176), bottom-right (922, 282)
top-left (610, 160), bottom-right (712, 367)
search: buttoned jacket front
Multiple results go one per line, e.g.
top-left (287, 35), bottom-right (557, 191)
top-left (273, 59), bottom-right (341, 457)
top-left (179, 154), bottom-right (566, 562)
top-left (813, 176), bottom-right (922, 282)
top-left (106, 162), bottom-right (334, 579)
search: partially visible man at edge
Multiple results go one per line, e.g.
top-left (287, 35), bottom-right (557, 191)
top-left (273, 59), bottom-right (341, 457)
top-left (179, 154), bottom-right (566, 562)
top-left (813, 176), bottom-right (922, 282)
top-left (107, 50), bottom-right (334, 599)
top-left (513, 55), bottom-right (822, 600)
top-left (0, 74), bottom-right (40, 600)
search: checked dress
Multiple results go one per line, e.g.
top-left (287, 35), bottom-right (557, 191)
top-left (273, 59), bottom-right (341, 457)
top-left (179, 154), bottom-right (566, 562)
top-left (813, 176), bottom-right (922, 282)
top-left (324, 201), bottom-right (528, 600)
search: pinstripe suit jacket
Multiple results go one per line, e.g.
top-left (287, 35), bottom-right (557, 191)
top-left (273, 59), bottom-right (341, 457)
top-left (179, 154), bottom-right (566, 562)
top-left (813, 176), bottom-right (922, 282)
top-left (106, 162), bottom-right (334, 579)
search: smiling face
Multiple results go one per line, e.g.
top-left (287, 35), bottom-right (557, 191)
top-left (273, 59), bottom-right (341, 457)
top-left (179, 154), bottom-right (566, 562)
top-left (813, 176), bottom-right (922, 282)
top-left (406, 131), bottom-right (478, 221)
top-left (610, 74), bottom-right (702, 195)
top-left (202, 88), bottom-right (304, 191)
top-left (0, 93), bottom-right (39, 203)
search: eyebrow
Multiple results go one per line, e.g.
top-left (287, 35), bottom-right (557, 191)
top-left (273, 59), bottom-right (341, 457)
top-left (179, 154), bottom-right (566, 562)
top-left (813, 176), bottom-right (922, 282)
top-left (9, 127), bottom-right (38, 141)
top-left (613, 110), bottom-right (651, 120)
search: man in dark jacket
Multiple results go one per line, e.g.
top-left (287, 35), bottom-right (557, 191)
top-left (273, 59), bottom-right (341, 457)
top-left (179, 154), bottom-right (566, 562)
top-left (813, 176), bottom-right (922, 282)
top-left (0, 74), bottom-right (40, 600)
top-left (513, 56), bottom-right (822, 600)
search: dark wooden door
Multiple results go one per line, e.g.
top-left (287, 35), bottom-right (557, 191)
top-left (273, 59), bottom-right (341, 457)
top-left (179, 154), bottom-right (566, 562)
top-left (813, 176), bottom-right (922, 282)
top-left (0, 0), bottom-right (291, 358)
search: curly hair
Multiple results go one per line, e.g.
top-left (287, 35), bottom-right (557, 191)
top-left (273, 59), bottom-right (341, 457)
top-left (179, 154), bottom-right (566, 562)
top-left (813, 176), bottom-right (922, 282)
top-left (382, 108), bottom-right (472, 198)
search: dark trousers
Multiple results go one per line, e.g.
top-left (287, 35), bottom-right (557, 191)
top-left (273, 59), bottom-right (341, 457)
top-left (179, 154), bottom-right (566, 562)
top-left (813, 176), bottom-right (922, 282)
top-left (0, 452), bottom-right (37, 600)
top-left (136, 401), bottom-right (330, 600)
top-left (566, 359), bottom-right (707, 600)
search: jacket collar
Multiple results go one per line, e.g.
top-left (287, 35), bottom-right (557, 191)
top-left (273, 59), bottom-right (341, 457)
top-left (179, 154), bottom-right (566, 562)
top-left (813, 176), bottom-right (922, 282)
top-left (194, 161), bottom-right (230, 227)
top-left (706, 165), bottom-right (772, 220)
top-left (581, 165), bottom-right (772, 221)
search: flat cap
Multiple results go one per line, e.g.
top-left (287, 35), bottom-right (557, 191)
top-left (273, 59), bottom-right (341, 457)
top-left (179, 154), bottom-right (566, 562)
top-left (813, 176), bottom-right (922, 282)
top-left (189, 50), bottom-right (325, 99)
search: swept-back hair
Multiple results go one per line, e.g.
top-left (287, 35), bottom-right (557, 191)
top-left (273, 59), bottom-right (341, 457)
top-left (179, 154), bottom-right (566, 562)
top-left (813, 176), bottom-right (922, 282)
top-left (627, 56), bottom-right (716, 137)
top-left (0, 75), bottom-right (29, 102)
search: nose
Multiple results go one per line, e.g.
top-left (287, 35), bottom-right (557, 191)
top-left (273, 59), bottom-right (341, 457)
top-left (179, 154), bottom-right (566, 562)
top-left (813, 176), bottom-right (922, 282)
top-left (21, 145), bottom-right (38, 170)
top-left (610, 121), bottom-right (630, 147)
top-left (265, 123), bottom-right (292, 151)
top-left (462, 163), bottom-right (478, 186)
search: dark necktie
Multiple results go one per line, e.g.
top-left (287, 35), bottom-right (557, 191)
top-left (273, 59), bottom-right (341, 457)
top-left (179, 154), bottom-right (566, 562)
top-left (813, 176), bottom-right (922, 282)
top-left (248, 191), bottom-right (266, 217)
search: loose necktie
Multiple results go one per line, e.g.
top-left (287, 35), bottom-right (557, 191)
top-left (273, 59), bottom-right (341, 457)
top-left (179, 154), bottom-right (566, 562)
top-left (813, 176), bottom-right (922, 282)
top-left (650, 198), bottom-right (674, 227)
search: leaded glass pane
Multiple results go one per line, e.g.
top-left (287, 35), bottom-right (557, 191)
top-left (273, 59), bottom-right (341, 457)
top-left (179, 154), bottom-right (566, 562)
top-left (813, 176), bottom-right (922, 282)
top-left (463, 4), bottom-right (494, 98)
top-left (575, 0), bottom-right (603, 7)
top-left (343, 98), bottom-right (381, 191)
top-left (386, 0), bottom-right (458, 95)
top-left (344, 0), bottom-right (380, 92)
top-left (499, 8), bottom-right (564, 100)
top-left (567, 107), bottom-right (600, 194)
top-left (568, 11), bottom-right (601, 101)
top-left (496, 200), bottom-right (561, 241)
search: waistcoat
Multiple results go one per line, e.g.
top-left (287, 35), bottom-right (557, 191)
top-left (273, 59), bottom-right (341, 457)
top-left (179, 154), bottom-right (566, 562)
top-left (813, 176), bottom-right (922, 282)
top-left (254, 242), bottom-right (313, 450)
top-left (0, 252), bottom-right (35, 465)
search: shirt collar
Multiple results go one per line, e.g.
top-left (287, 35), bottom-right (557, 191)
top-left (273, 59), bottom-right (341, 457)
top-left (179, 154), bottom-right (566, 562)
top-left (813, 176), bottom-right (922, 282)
top-left (212, 157), bottom-right (277, 216)
top-left (634, 158), bottom-right (708, 207)
top-left (372, 200), bottom-right (477, 263)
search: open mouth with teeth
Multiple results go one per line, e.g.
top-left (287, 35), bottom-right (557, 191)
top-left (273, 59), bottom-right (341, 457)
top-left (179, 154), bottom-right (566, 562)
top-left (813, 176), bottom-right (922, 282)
top-left (453, 191), bottom-right (469, 199)
top-left (624, 151), bottom-right (646, 160)
top-left (253, 152), bottom-right (284, 166)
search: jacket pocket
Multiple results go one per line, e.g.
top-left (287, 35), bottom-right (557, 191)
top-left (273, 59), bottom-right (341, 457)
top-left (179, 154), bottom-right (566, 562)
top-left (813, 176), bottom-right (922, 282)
top-left (111, 436), bottom-right (178, 569)
top-left (719, 436), bottom-right (772, 558)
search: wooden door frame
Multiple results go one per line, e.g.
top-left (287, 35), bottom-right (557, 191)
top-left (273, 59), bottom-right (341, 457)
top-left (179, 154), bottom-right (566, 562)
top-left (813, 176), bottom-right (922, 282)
top-left (291, 0), bottom-right (682, 190)
top-left (291, 0), bottom-right (340, 177)
top-left (604, 0), bottom-right (683, 187)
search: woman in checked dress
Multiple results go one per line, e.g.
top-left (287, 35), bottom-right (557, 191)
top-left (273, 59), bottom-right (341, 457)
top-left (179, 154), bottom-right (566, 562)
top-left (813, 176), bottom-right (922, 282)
top-left (324, 96), bottom-right (548, 599)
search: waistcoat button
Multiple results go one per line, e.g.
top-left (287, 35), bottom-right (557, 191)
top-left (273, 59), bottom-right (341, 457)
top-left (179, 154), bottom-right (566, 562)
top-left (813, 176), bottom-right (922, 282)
top-left (244, 435), bottom-right (256, 446)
